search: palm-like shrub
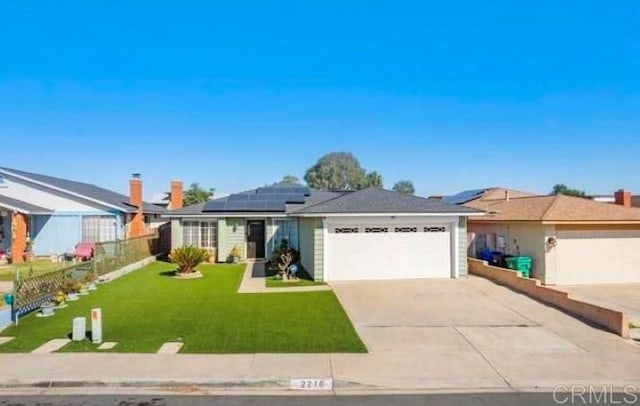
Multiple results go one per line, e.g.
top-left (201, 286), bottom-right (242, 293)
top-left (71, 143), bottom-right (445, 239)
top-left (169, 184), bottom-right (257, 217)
top-left (169, 245), bottom-right (209, 273)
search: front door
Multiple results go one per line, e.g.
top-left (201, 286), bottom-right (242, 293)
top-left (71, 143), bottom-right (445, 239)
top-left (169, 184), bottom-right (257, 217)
top-left (247, 220), bottom-right (266, 259)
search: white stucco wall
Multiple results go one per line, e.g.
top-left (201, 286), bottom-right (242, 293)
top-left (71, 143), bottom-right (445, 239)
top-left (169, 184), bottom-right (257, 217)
top-left (467, 221), bottom-right (549, 281)
top-left (1, 178), bottom-right (108, 212)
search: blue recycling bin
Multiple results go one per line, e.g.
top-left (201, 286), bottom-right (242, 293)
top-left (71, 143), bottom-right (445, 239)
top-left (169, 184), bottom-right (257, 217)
top-left (3, 293), bottom-right (13, 306)
top-left (480, 249), bottom-right (493, 261)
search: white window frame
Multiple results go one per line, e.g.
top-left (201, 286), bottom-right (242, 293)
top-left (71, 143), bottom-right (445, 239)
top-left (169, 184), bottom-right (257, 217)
top-left (182, 220), bottom-right (217, 249)
top-left (82, 215), bottom-right (117, 243)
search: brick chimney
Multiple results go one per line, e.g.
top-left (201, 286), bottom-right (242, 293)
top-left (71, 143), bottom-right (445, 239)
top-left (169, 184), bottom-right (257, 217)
top-left (128, 173), bottom-right (145, 237)
top-left (170, 180), bottom-right (183, 210)
top-left (614, 189), bottom-right (631, 207)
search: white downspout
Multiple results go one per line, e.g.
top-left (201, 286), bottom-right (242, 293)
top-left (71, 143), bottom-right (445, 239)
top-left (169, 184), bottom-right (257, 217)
top-left (322, 217), bottom-right (329, 282)
top-left (452, 219), bottom-right (460, 278)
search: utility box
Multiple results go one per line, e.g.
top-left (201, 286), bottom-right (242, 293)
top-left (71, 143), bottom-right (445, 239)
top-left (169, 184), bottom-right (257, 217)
top-left (72, 317), bottom-right (86, 341)
top-left (91, 308), bottom-right (102, 344)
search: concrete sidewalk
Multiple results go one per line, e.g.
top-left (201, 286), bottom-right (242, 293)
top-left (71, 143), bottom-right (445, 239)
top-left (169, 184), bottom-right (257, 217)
top-left (0, 345), bottom-right (639, 394)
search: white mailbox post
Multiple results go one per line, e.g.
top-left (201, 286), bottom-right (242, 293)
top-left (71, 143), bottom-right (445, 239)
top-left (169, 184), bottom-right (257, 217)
top-left (72, 317), bottom-right (86, 341)
top-left (91, 308), bottom-right (102, 344)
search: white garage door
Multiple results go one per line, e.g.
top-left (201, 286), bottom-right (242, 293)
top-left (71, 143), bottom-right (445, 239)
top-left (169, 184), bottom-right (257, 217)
top-left (556, 230), bottom-right (640, 284)
top-left (326, 223), bottom-right (452, 281)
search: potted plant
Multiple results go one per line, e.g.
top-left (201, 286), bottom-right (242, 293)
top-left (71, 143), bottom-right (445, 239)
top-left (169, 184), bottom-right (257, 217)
top-left (85, 272), bottom-right (98, 291)
top-left (207, 248), bottom-right (217, 264)
top-left (63, 279), bottom-right (80, 301)
top-left (54, 290), bottom-right (68, 308)
top-left (227, 245), bottom-right (242, 264)
top-left (78, 282), bottom-right (89, 295)
top-left (40, 301), bottom-right (55, 317)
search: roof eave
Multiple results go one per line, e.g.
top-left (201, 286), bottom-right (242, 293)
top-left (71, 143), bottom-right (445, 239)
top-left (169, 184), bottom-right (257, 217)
top-left (162, 212), bottom-right (290, 218)
top-left (542, 220), bottom-right (640, 225)
top-left (0, 168), bottom-right (129, 212)
top-left (291, 211), bottom-right (485, 217)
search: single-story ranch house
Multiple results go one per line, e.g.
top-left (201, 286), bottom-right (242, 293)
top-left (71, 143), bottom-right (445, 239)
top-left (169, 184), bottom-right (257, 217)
top-left (164, 184), bottom-right (483, 282)
top-left (0, 167), bottom-right (167, 262)
top-left (456, 187), bottom-right (640, 285)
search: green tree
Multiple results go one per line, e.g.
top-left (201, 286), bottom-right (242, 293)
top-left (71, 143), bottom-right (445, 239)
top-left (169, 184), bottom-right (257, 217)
top-left (551, 184), bottom-right (586, 197)
top-left (184, 182), bottom-right (215, 206)
top-left (392, 180), bottom-right (415, 195)
top-left (304, 152), bottom-right (369, 189)
top-left (364, 171), bottom-right (383, 188)
top-left (279, 175), bottom-right (300, 184)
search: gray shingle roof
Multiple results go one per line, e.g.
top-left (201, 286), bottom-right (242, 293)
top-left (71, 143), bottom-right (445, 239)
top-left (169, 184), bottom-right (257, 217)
top-left (0, 167), bottom-right (165, 214)
top-left (291, 187), bottom-right (483, 215)
top-left (285, 190), bottom-right (347, 213)
top-left (164, 189), bottom-right (347, 217)
top-left (0, 194), bottom-right (53, 214)
top-left (164, 201), bottom-right (210, 216)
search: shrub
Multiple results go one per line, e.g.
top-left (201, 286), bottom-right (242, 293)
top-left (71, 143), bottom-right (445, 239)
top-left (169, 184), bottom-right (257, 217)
top-left (169, 245), bottom-right (209, 273)
top-left (227, 245), bottom-right (242, 263)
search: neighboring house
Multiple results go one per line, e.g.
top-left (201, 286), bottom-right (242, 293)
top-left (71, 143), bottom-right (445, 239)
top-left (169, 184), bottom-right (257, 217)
top-left (460, 188), bottom-right (640, 285)
top-left (0, 167), bottom-right (169, 263)
top-left (442, 187), bottom-right (538, 205)
top-left (587, 189), bottom-right (640, 207)
top-left (150, 181), bottom-right (184, 211)
top-left (164, 184), bottom-right (483, 282)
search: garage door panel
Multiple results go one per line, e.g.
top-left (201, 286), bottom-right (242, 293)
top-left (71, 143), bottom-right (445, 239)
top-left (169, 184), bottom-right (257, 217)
top-left (326, 224), bottom-right (452, 281)
top-left (556, 230), bottom-right (640, 284)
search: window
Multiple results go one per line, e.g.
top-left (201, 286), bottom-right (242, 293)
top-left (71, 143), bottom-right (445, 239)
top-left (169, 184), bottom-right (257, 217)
top-left (334, 227), bottom-right (359, 233)
top-left (82, 215), bottom-right (116, 243)
top-left (424, 226), bottom-right (446, 232)
top-left (395, 227), bottom-right (417, 233)
top-left (273, 219), bottom-right (298, 248)
top-left (365, 227), bottom-right (388, 233)
top-left (200, 222), bottom-right (217, 248)
top-left (182, 221), bottom-right (217, 249)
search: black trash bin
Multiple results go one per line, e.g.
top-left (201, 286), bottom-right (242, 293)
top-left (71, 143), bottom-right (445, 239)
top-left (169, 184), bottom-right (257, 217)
top-left (489, 251), bottom-right (504, 267)
top-left (502, 254), bottom-right (514, 268)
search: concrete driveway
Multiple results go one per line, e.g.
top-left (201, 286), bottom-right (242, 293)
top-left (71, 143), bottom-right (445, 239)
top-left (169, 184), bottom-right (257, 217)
top-left (330, 276), bottom-right (640, 390)
top-left (554, 284), bottom-right (640, 325)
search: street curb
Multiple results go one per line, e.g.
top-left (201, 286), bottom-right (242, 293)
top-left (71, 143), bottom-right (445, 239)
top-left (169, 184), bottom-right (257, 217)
top-left (0, 379), bottom-right (363, 390)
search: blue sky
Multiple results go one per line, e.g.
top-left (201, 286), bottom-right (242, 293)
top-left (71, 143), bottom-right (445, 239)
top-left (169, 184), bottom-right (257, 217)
top-left (1, 1), bottom-right (638, 198)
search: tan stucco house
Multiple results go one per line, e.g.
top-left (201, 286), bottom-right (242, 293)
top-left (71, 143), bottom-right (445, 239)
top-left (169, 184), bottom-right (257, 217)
top-left (453, 188), bottom-right (640, 285)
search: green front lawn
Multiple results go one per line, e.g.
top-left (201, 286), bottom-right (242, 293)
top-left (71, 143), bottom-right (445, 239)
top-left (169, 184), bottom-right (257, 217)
top-left (0, 262), bottom-right (366, 354)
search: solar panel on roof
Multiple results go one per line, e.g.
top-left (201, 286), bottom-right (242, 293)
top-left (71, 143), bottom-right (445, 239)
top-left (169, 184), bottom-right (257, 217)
top-left (203, 185), bottom-right (309, 212)
top-left (203, 200), bottom-right (227, 211)
top-left (443, 189), bottom-right (486, 205)
top-left (227, 194), bottom-right (250, 202)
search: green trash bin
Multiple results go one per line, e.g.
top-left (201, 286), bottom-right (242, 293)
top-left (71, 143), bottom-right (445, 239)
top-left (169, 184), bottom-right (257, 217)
top-left (505, 256), bottom-right (532, 278)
